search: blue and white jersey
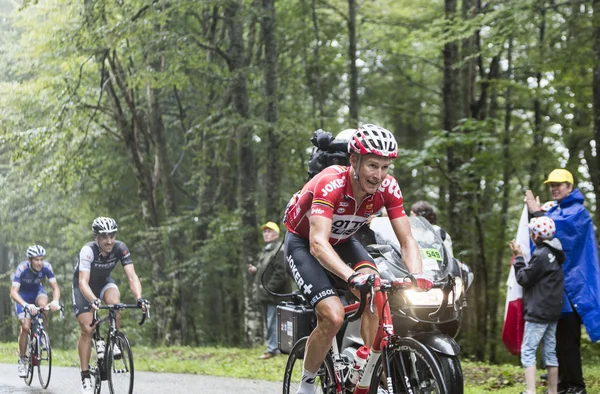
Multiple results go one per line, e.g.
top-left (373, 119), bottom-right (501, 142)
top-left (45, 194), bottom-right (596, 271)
top-left (12, 261), bottom-right (56, 293)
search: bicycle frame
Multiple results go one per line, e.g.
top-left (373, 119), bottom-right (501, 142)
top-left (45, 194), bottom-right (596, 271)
top-left (89, 303), bottom-right (149, 383)
top-left (325, 278), bottom-right (450, 394)
top-left (326, 291), bottom-right (389, 394)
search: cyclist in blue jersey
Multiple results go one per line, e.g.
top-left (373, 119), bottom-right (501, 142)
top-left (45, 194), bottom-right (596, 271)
top-left (10, 245), bottom-right (61, 377)
top-left (73, 217), bottom-right (148, 394)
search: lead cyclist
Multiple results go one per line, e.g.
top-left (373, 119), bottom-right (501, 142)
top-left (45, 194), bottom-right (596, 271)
top-left (283, 124), bottom-right (434, 394)
top-left (72, 217), bottom-right (148, 394)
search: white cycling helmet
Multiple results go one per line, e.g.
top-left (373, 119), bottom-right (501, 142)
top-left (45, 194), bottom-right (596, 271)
top-left (26, 245), bottom-right (46, 258)
top-left (92, 217), bottom-right (118, 235)
top-left (348, 124), bottom-right (398, 158)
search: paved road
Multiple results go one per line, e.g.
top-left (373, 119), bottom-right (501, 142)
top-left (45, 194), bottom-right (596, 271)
top-left (0, 363), bottom-right (281, 393)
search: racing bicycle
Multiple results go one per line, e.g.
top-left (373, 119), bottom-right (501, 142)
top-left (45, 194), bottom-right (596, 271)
top-left (282, 275), bottom-right (454, 394)
top-left (23, 303), bottom-right (64, 389)
top-left (89, 302), bottom-right (150, 394)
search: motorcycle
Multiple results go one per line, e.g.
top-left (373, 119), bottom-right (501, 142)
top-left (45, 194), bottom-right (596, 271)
top-left (340, 215), bottom-right (473, 393)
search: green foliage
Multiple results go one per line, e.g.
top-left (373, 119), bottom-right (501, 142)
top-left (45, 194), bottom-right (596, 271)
top-left (0, 0), bottom-right (598, 361)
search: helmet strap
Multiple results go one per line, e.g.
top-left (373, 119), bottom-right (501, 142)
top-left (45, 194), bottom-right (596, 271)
top-left (353, 155), bottom-right (362, 181)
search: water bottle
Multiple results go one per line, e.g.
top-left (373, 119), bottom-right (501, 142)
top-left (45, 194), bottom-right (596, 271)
top-left (347, 345), bottom-right (369, 385)
top-left (96, 339), bottom-right (105, 359)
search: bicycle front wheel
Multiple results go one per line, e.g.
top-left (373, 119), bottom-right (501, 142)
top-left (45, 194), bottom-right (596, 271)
top-left (107, 331), bottom-right (134, 394)
top-left (24, 336), bottom-right (35, 386)
top-left (37, 330), bottom-right (52, 388)
top-left (282, 336), bottom-right (336, 394)
top-left (369, 337), bottom-right (447, 394)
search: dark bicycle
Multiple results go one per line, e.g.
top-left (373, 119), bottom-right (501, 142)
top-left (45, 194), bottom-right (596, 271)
top-left (89, 302), bottom-right (150, 394)
top-left (23, 304), bottom-right (64, 389)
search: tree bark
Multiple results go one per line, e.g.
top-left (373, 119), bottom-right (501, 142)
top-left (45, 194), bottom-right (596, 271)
top-left (225, 0), bottom-right (260, 346)
top-left (489, 38), bottom-right (513, 364)
top-left (263, 0), bottom-right (281, 221)
top-left (528, 4), bottom-right (547, 192)
top-left (347, 0), bottom-right (359, 126)
top-left (104, 52), bottom-right (168, 344)
top-left (592, 0), bottom-right (600, 226)
top-left (443, 0), bottom-right (460, 237)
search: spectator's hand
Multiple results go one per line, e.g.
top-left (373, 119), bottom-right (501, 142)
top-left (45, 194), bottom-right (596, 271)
top-left (247, 264), bottom-right (257, 274)
top-left (524, 190), bottom-right (541, 213)
top-left (509, 239), bottom-right (523, 257)
top-left (49, 300), bottom-right (60, 312)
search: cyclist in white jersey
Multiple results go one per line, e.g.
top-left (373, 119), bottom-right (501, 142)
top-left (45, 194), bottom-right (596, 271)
top-left (72, 217), bottom-right (148, 394)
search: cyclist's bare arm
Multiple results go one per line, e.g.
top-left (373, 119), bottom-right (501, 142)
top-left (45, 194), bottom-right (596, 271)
top-left (48, 280), bottom-right (61, 306)
top-left (10, 285), bottom-right (27, 308)
top-left (309, 215), bottom-right (355, 281)
top-left (123, 264), bottom-right (143, 300)
top-left (390, 215), bottom-right (423, 274)
top-left (78, 271), bottom-right (98, 304)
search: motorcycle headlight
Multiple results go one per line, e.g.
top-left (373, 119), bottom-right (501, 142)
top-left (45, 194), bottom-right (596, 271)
top-left (402, 277), bottom-right (463, 306)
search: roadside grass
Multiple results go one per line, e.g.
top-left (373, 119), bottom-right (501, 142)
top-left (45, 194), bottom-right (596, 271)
top-left (1, 342), bottom-right (599, 393)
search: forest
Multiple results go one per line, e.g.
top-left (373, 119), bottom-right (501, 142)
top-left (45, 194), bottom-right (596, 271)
top-left (0, 0), bottom-right (598, 365)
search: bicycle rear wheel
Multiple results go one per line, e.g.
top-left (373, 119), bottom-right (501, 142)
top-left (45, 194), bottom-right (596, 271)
top-left (107, 331), bottom-right (134, 394)
top-left (369, 337), bottom-right (447, 394)
top-left (37, 330), bottom-right (52, 388)
top-left (282, 336), bottom-right (336, 394)
top-left (24, 336), bottom-right (35, 386)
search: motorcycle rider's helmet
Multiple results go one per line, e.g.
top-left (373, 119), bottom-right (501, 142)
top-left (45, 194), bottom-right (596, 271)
top-left (348, 124), bottom-right (398, 158)
top-left (92, 217), bottom-right (118, 235)
top-left (26, 245), bottom-right (46, 258)
top-left (528, 216), bottom-right (556, 240)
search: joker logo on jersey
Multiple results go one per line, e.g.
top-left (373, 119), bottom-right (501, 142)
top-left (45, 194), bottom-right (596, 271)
top-left (320, 178), bottom-right (345, 197)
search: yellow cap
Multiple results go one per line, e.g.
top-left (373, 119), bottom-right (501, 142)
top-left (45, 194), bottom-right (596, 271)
top-left (261, 221), bottom-right (280, 234)
top-left (543, 169), bottom-right (574, 185)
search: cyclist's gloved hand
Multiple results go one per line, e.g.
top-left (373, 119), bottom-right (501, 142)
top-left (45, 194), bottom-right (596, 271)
top-left (137, 298), bottom-right (149, 312)
top-left (347, 272), bottom-right (376, 291)
top-left (25, 303), bottom-right (39, 315)
top-left (90, 298), bottom-right (101, 310)
top-left (49, 300), bottom-right (60, 311)
top-left (412, 273), bottom-right (434, 291)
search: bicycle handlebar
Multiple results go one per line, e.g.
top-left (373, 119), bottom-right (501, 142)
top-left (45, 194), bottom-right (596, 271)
top-left (89, 302), bottom-right (151, 327)
top-left (347, 275), bottom-right (452, 323)
top-left (24, 303), bottom-right (65, 319)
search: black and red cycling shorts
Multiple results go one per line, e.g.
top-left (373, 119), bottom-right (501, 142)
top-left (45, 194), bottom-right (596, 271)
top-left (284, 232), bottom-right (377, 307)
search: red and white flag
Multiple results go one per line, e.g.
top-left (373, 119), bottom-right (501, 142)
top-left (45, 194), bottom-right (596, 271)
top-left (501, 204), bottom-right (531, 355)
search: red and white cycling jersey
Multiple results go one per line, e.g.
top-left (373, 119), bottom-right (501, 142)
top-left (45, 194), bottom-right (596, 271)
top-left (283, 166), bottom-right (406, 245)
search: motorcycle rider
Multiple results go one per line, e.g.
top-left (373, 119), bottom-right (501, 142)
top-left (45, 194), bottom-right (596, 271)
top-left (283, 124), bottom-right (433, 394)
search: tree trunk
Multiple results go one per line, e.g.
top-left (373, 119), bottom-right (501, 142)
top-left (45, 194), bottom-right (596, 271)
top-left (592, 0), bottom-right (600, 226)
top-left (263, 0), bottom-right (281, 221)
top-left (0, 242), bottom-right (14, 341)
top-left (443, 0), bottom-right (460, 237)
top-left (489, 38), bottom-right (513, 364)
top-left (225, 0), bottom-right (260, 346)
top-left (347, 0), bottom-right (359, 126)
top-left (311, 0), bottom-right (325, 129)
top-left (528, 5), bottom-right (547, 192)
top-left (104, 52), bottom-right (168, 344)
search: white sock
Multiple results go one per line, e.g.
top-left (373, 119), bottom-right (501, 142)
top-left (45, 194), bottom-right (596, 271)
top-left (297, 368), bottom-right (317, 394)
